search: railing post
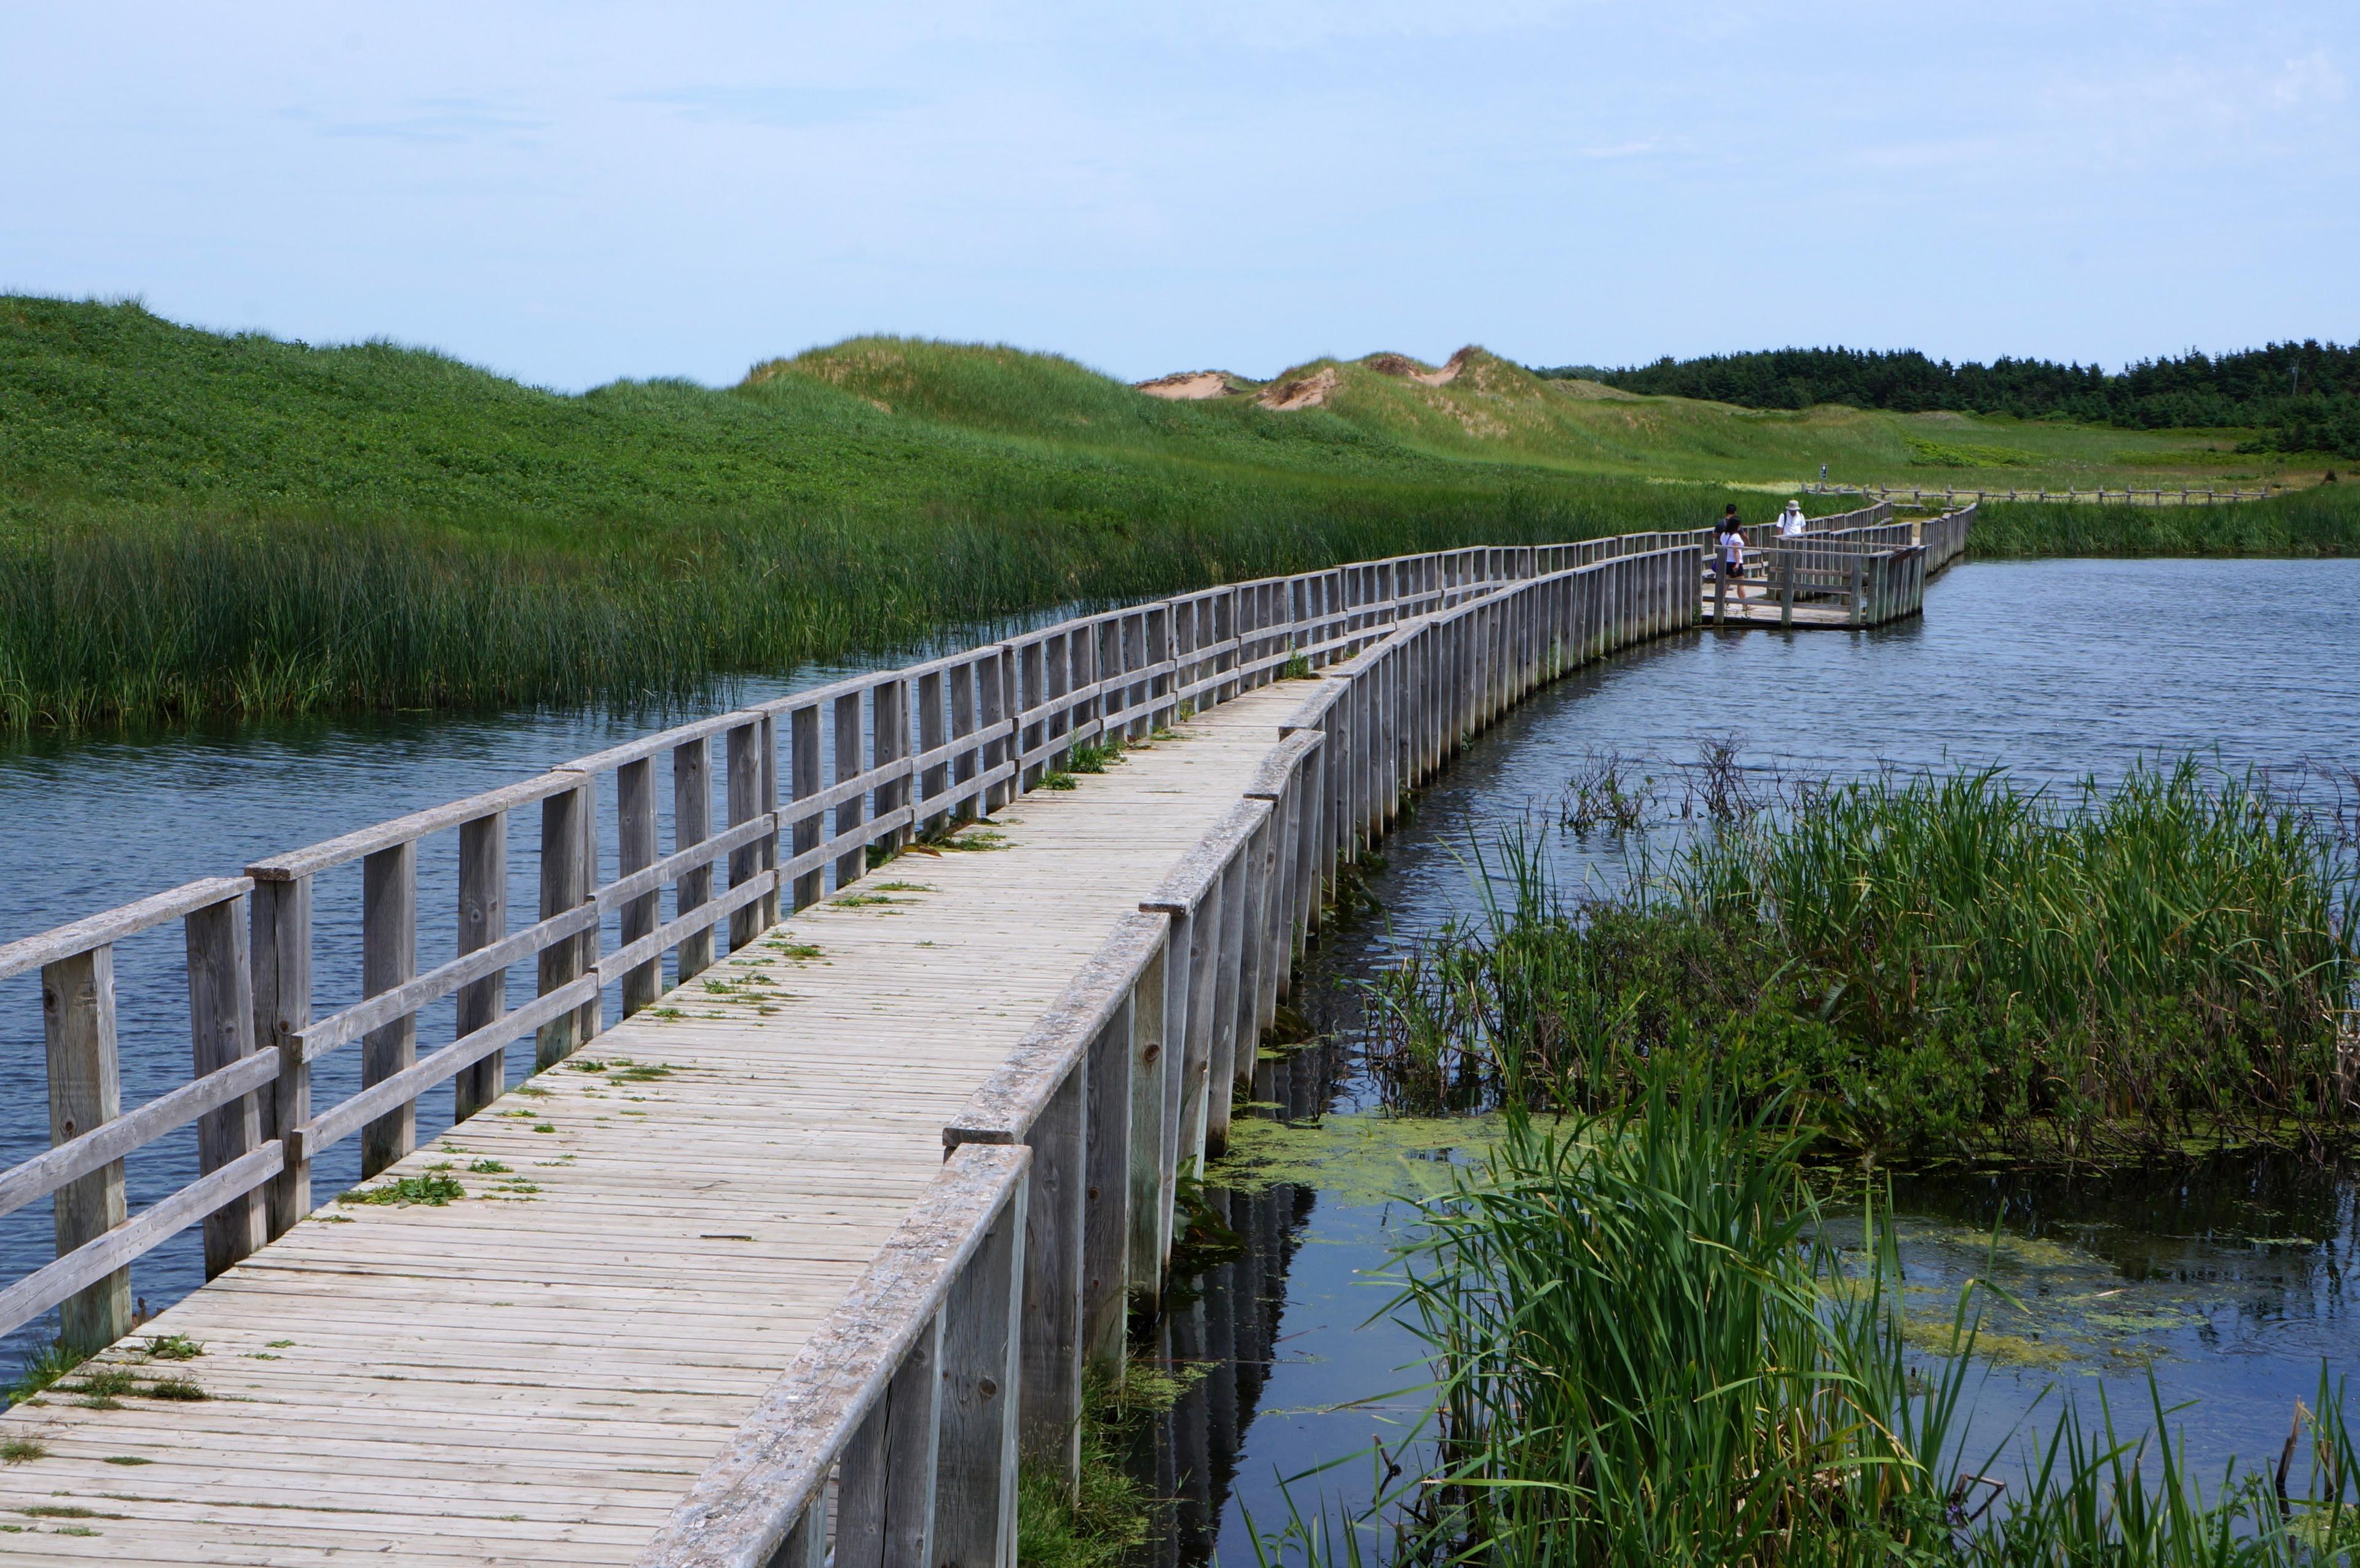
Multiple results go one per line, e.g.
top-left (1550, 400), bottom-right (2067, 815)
top-left (936, 1178), bottom-right (1026, 1568)
top-left (254, 875), bottom-right (312, 1239)
top-left (187, 890), bottom-right (264, 1277)
top-left (727, 719), bottom-right (765, 952)
top-left (875, 677), bottom-right (911, 857)
top-left (833, 692), bottom-right (867, 888)
top-left (918, 668), bottom-right (949, 837)
top-left (1779, 550), bottom-right (1795, 629)
top-left (758, 713), bottom-right (781, 930)
top-left (457, 809), bottom-right (512, 1109)
top-left (675, 735), bottom-right (717, 973)
top-left (837, 1309), bottom-right (945, 1568)
top-left (980, 651), bottom-right (1013, 813)
top-left (791, 704), bottom-right (825, 911)
top-left (538, 780), bottom-right (593, 1067)
top-left (42, 944), bottom-right (130, 1349)
top-left (1128, 939), bottom-right (1172, 1314)
top-left (1021, 1058), bottom-right (1087, 1491)
top-left (615, 761), bottom-right (659, 1017)
top-left (949, 660), bottom-right (979, 821)
top-left (360, 840), bottom-right (418, 1177)
top-left (1084, 996), bottom-right (1133, 1381)
top-left (1850, 556), bottom-right (1866, 628)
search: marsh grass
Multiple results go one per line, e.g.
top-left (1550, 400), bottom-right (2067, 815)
top-left (1974, 486), bottom-right (2360, 559)
top-left (1372, 760), bottom-right (2359, 1161)
top-left (1253, 1084), bottom-right (2360, 1568)
top-left (0, 298), bottom-right (1870, 734)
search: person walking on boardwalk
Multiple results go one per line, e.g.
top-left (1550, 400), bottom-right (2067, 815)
top-left (1778, 498), bottom-right (1808, 538)
top-left (1715, 505), bottom-right (1749, 600)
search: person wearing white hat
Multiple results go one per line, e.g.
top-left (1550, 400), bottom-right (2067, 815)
top-left (1777, 499), bottom-right (1807, 538)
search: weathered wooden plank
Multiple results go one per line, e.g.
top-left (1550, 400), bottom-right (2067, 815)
top-left (39, 944), bottom-right (131, 1348)
top-left (0, 875), bottom-right (252, 981)
top-left (186, 891), bottom-right (265, 1276)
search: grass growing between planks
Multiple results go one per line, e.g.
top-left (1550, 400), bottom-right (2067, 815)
top-left (1369, 759), bottom-right (2359, 1164)
top-left (1263, 1080), bottom-right (2360, 1568)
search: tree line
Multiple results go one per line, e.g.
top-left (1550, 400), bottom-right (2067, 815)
top-left (1535, 343), bottom-right (2360, 458)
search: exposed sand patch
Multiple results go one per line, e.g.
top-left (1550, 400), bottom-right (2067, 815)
top-left (1135, 369), bottom-right (1248, 401)
top-left (1256, 366), bottom-right (1339, 411)
top-left (1363, 347), bottom-right (1475, 386)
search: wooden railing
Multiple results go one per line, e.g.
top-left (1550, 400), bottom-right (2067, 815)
top-left (639, 542), bottom-right (1707, 1566)
top-left (1, 532), bottom-right (1780, 1566)
top-left (0, 546), bottom-right (1514, 1351)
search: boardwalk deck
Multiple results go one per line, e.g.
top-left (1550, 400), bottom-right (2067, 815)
top-left (0, 690), bottom-right (1307, 1567)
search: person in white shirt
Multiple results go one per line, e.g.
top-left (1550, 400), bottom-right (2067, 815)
top-left (1714, 505), bottom-right (1748, 600)
top-left (1777, 499), bottom-right (1807, 538)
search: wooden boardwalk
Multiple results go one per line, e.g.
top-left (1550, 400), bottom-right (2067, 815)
top-left (0, 689), bottom-right (1306, 1566)
top-left (0, 506), bottom-right (1973, 1567)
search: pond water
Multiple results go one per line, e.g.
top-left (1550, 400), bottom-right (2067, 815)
top-left (2, 560), bottom-right (2354, 1560)
top-left (1146, 558), bottom-right (2360, 1562)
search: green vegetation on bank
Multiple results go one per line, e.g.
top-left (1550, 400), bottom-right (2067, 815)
top-left (1272, 1084), bottom-right (2360, 1568)
top-left (1975, 485), bottom-right (2360, 557)
top-left (1370, 761), bottom-right (2358, 1163)
top-left (0, 299), bottom-right (1802, 733)
top-left (5, 297), bottom-right (2351, 732)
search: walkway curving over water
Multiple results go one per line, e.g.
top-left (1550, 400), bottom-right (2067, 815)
top-left (0, 504), bottom-right (1969, 1567)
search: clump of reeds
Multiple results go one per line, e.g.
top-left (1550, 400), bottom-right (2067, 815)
top-left (1370, 759), bottom-right (2359, 1161)
top-left (1386, 1084), bottom-right (1967, 1566)
top-left (1323, 1083), bottom-right (2360, 1568)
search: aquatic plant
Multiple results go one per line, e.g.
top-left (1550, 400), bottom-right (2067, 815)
top-left (1371, 759), bottom-right (2359, 1160)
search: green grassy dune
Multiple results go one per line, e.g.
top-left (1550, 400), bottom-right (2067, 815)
top-left (2, 297), bottom-right (2354, 732)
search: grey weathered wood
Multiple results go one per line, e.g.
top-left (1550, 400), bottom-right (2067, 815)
top-left (1233, 816), bottom-right (1274, 1068)
top-left (832, 693), bottom-right (867, 889)
top-left (0, 1050), bottom-right (273, 1223)
top-left (935, 1174), bottom-right (1026, 1568)
top-left (1083, 995), bottom-right (1133, 1381)
top-left (0, 875), bottom-right (256, 982)
top-left (359, 841), bottom-right (418, 1179)
top-left (185, 892), bottom-right (263, 1277)
top-left (245, 775), bottom-right (575, 884)
top-left (455, 810), bottom-right (510, 1116)
top-left (835, 1307), bottom-right (943, 1568)
top-left (948, 661), bottom-right (979, 819)
top-left (916, 668), bottom-right (949, 837)
top-left (0, 1143), bottom-right (280, 1344)
top-left (874, 678), bottom-right (910, 858)
top-left (634, 1147), bottom-right (1032, 1568)
top-left (41, 945), bottom-right (129, 1349)
top-left (253, 874), bottom-right (312, 1238)
top-left (727, 721), bottom-right (765, 954)
top-left (537, 783), bottom-right (592, 1068)
top-left (616, 758), bottom-right (661, 1016)
top-left (789, 705), bottom-right (825, 912)
top-left (1127, 943), bottom-right (1171, 1310)
top-left (758, 713), bottom-right (782, 931)
top-left (1018, 1055), bottom-right (1085, 1491)
top-left (1205, 853), bottom-right (1249, 1156)
top-left (677, 737), bottom-right (717, 980)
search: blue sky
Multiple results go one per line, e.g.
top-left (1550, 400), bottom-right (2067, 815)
top-left (6, 2), bottom-right (2354, 391)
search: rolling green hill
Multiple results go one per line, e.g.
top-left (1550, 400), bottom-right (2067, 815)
top-left (1, 297), bottom-right (2350, 732)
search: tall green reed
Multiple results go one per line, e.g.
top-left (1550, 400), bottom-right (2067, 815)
top-left (1369, 762), bottom-right (2358, 1159)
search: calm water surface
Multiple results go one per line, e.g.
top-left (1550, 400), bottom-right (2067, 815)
top-left (1171, 559), bottom-right (2360, 1561)
top-left (3, 561), bottom-right (2355, 1559)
